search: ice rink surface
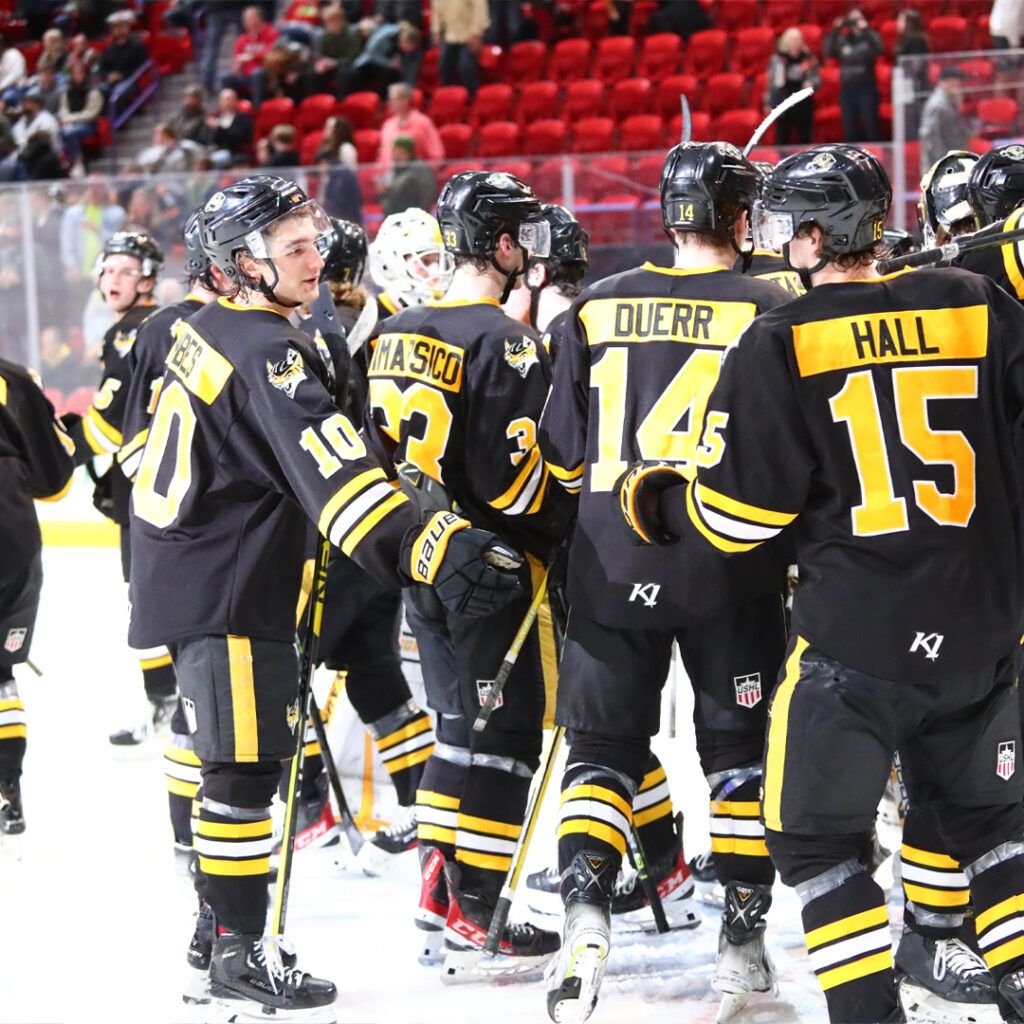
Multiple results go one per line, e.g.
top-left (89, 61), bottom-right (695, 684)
top-left (2, 543), bottom-right (903, 1024)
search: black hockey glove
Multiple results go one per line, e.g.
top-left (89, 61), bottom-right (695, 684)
top-left (616, 463), bottom-right (689, 545)
top-left (402, 511), bottom-right (524, 618)
top-left (87, 462), bottom-right (115, 521)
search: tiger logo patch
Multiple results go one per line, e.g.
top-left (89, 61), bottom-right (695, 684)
top-left (112, 329), bottom-right (138, 358)
top-left (266, 348), bottom-right (307, 399)
top-left (503, 336), bottom-right (538, 379)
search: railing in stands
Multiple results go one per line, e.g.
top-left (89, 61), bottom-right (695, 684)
top-left (108, 57), bottom-right (160, 134)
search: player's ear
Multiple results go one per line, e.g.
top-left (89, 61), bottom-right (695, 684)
top-left (526, 262), bottom-right (546, 288)
top-left (138, 275), bottom-right (155, 295)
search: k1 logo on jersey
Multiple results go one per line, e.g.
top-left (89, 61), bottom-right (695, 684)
top-left (628, 583), bottom-right (660, 608)
top-left (997, 741), bottom-right (1016, 781)
top-left (476, 679), bottom-right (503, 710)
top-left (3, 628), bottom-right (26, 653)
top-left (734, 673), bottom-right (762, 708)
top-left (909, 631), bottom-right (944, 660)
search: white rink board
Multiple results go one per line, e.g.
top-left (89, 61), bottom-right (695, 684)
top-left (0, 545), bottom-right (909, 1024)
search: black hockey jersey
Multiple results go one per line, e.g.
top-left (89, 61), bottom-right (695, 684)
top-left (128, 298), bottom-right (418, 649)
top-left (688, 266), bottom-right (1024, 681)
top-left (117, 295), bottom-right (204, 482)
top-left (0, 358), bottom-right (75, 578)
top-left (364, 298), bottom-right (574, 562)
top-left (734, 250), bottom-right (805, 296)
top-left (538, 262), bottom-right (791, 628)
top-left (541, 308), bottom-right (571, 367)
top-left (952, 205), bottom-right (1024, 303)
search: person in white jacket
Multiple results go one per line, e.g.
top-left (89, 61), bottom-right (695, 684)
top-left (0, 35), bottom-right (26, 105)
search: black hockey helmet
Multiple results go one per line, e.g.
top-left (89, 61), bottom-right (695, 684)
top-left (917, 150), bottom-right (979, 245)
top-left (99, 229), bottom-right (163, 279)
top-left (436, 170), bottom-right (547, 300)
top-left (183, 210), bottom-right (213, 283)
top-left (660, 142), bottom-right (760, 235)
top-left (198, 175), bottom-right (331, 302)
top-left (754, 144), bottom-right (891, 265)
top-left (320, 217), bottom-right (368, 286)
top-left (537, 203), bottom-right (589, 268)
top-left (967, 144), bottom-right (1024, 226)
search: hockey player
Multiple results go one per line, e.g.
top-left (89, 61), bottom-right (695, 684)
top-left (0, 360), bottom-right (75, 834)
top-left (127, 174), bottom-right (524, 1015)
top-left (621, 143), bottom-right (1024, 1024)
top-left (918, 152), bottom-right (980, 250)
top-left (65, 230), bottom-right (170, 748)
top-left (363, 170), bottom-right (574, 975)
top-left (116, 211), bottom-right (230, 869)
top-left (538, 141), bottom-right (793, 1024)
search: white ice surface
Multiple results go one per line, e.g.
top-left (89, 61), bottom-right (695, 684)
top-left (1, 546), bottom-right (904, 1024)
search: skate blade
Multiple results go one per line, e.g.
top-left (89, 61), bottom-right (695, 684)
top-left (354, 839), bottom-right (411, 878)
top-left (440, 948), bottom-right (554, 984)
top-left (715, 990), bottom-right (751, 1024)
top-left (551, 946), bottom-right (607, 1024)
top-left (693, 880), bottom-right (726, 909)
top-left (899, 979), bottom-right (1002, 1024)
top-left (182, 970), bottom-right (211, 1005)
top-left (416, 925), bottom-right (445, 967)
top-left (614, 902), bottom-right (701, 934)
top-left (525, 889), bottom-right (564, 921)
top-left (203, 998), bottom-right (337, 1023)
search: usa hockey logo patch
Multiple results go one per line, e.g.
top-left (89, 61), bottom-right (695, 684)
top-left (266, 348), bottom-right (307, 398)
top-left (997, 741), bottom-right (1016, 781)
top-left (503, 336), bottom-right (538, 378)
top-left (476, 679), bottom-right (503, 710)
top-left (3, 628), bottom-right (26, 653)
top-left (734, 673), bottom-right (762, 708)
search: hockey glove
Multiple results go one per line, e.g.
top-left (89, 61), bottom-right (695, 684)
top-left (402, 511), bottom-right (524, 617)
top-left (617, 463), bottom-right (689, 545)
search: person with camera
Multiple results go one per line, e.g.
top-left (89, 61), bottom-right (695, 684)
top-left (824, 8), bottom-right (884, 142)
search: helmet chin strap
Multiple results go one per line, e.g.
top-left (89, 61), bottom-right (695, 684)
top-left (782, 241), bottom-right (829, 291)
top-left (258, 258), bottom-right (303, 308)
top-left (492, 245), bottom-right (525, 305)
top-left (728, 213), bottom-right (754, 273)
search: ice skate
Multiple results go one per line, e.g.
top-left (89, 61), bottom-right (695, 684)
top-left (526, 864), bottom-right (564, 919)
top-left (441, 863), bottom-right (560, 983)
top-left (272, 775), bottom-right (339, 860)
top-left (355, 803), bottom-right (417, 877)
top-left (546, 900), bottom-right (611, 1024)
top-left (0, 777), bottom-right (25, 835)
top-left (207, 933), bottom-right (336, 1022)
top-left (712, 882), bottom-right (777, 1023)
top-left (415, 845), bottom-right (449, 966)
top-left (689, 848), bottom-right (727, 908)
top-left (897, 930), bottom-right (1000, 1024)
top-left (109, 696), bottom-right (176, 756)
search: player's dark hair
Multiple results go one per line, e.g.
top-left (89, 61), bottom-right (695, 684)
top-left (452, 253), bottom-right (493, 274)
top-left (669, 225), bottom-right (734, 250)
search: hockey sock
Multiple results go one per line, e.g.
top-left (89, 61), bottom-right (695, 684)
top-left (139, 647), bottom-right (176, 703)
top-left (901, 805), bottom-right (968, 938)
top-left (709, 763), bottom-right (775, 888)
top-left (289, 672), bottom-right (344, 802)
top-left (631, 754), bottom-right (674, 869)
top-left (796, 861), bottom-right (897, 1022)
top-left (558, 762), bottom-right (636, 902)
top-left (0, 677), bottom-right (26, 779)
top-left (417, 745), bottom-right (468, 863)
top-left (965, 844), bottom-right (1024, 987)
top-left (455, 755), bottom-right (532, 901)
top-left (369, 701), bottom-right (434, 806)
top-left (164, 732), bottom-right (201, 847)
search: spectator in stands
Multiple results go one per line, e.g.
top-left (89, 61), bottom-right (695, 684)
top-left (97, 9), bottom-right (149, 98)
top-left (201, 87), bottom-right (254, 167)
top-left (379, 135), bottom-right (436, 215)
top-left (0, 35), bottom-right (27, 107)
top-left (920, 66), bottom-right (969, 174)
top-left (39, 326), bottom-right (83, 393)
top-left (20, 0), bottom-right (58, 43)
top-left (824, 7), bottom-right (883, 142)
top-left (344, 18), bottom-right (422, 95)
top-left (60, 180), bottom-right (125, 285)
top-left (22, 129), bottom-right (66, 180)
top-left (220, 5), bottom-right (279, 101)
top-left (58, 60), bottom-right (102, 174)
top-left (199, 0), bottom-right (244, 93)
top-left (320, 115), bottom-right (358, 169)
top-left (278, 0), bottom-right (325, 45)
top-left (30, 60), bottom-right (63, 115)
top-left (135, 122), bottom-right (193, 173)
top-left (895, 10), bottom-right (929, 138)
top-left (433, 0), bottom-right (489, 96)
top-left (377, 81), bottom-right (444, 166)
top-left (375, 1), bottom-right (423, 26)
top-left (318, 154), bottom-right (363, 222)
top-left (67, 33), bottom-right (97, 74)
top-left (40, 28), bottom-right (68, 77)
top-left (485, 0), bottom-right (522, 48)
top-left (13, 91), bottom-right (62, 155)
top-left (991, 0), bottom-right (1024, 48)
top-left (169, 84), bottom-right (206, 143)
top-left (648, 0), bottom-right (712, 40)
top-left (0, 135), bottom-right (26, 182)
top-left (313, 4), bottom-right (364, 93)
top-left (258, 123), bottom-right (301, 167)
top-left (256, 39), bottom-right (313, 107)
top-left (764, 28), bottom-right (819, 146)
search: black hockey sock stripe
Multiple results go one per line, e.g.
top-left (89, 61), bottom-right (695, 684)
top-left (417, 753), bottom-right (466, 861)
top-left (632, 755), bottom-right (675, 868)
top-left (456, 765), bottom-right (530, 898)
top-left (165, 734), bottom-right (201, 846)
top-left (373, 707), bottom-right (434, 806)
top-left (901, 805), bottom-right (969, 934)
top-left (710, 770), bottom-right (775, 887)
top-left (558, 763), bottom-right (633, 883)
top-left (800, 866), bottom-right (896, 1022)
top-left (966, 848), bottom-right (1024, 980)
top-left (140, 650), bottom-right (176, 702)
top-left (0, 685), bottom-right (26, 772)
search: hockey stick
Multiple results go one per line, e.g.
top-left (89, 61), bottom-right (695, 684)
top-left (627, 822), bottom-right (670, 934)
top-left (483, 725), bottom-right (565, 956)
top-left (743, 87), bottom-right (814, 157)
top-left (472, 573), bottom-right (550, 733)
top-left (876, 223), bottom-right (1024, 274)
top-left (307, 688), bottom-right (365, 855)
top-left (270, 536), bottom-right (331, 937)
top-left (680, 94), bottom-right (692, 143)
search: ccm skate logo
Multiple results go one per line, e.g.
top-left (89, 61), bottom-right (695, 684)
top-left (909, 632), bottom-right (944, 660)
top-left (450, 917), bottom-right (488, 945)
top-left (656, 862), bottom-right (686, 898)
top-left (998, 741), bottom-right (1016, 781)
top-left (628, 583), bottom-right (661, 608)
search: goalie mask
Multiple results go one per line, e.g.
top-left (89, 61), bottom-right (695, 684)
top-left (918, 150), bottom-right (979, 246)
top-left (369, 208), bottom-right (453, 305)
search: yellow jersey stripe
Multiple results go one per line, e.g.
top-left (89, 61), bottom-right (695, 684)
top-left (382, 746), bottom-right (434, 774)
top-left (0, 724), bottom-right (27, 740)
top-left (711, 800), bottom-right (762, 818)
top-left (697, 481), bottom-right (797, 528)
top-left (984, 934), bottom-right (1024, 970)
top-left (490, 445), bottom-right (541, 511)
top-left (901, 844), bottom-right (961, 870)
top-left (633, 798), bottom-right (673, 828)
top-left (548, 461), bottom-right (584, 482)
top-left (417, 790), bottom-right (460, 810)
top-left (561, 783), bottom-right (633, 820)
top-left (198, 855), bottom-right (270, 876)
top-left (1002, 207), bottom-right (1024, 300)
top-left (557, 818), bottom-right (628, 857)
top-left (818, 950), bottom-right (892, 991)
top-left (456, 812), bottom-right (522, 839)
top-left (455, 849), bottom-right (513, 872)
top-left (763, 636), bottom-right (810, 832)
top-left (710, 836), bottom-right (770, 857)
top-left (196, 818), bottom-right (272, 839)
top-left (903, 882), bottom-right (971, 908)
top-left (687, 481), bottom-right (759, 553)
top-left (805, 905), bottom-right (890, 950)
top-left (340, 490), bottom-right (408, 557)
top-left (226, 636), bottom-right (259, 763)
top-left (977, 893), bottom-right (1024, 935)
top-left (640, 764), bottom-right (668, 790)
top-left (317, 469), bottom-right (387, 536)
top-left (418, 824), bottom-right (456, 845)
top-left (377, 715), bottom-right (433, 751)
top-left (166, 776), bottom-right (200, 797)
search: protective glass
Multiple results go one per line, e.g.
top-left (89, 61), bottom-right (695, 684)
top-left (518, 220), bottom-right (551, 259)
top-left (751, 202), bottom-right (797, 251)
top-left (246, 199), bottom-right (334, 261)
